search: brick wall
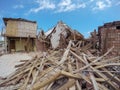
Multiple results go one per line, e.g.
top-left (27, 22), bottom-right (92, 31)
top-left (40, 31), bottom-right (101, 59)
top-left (98, 21), bottom-right (120, 56)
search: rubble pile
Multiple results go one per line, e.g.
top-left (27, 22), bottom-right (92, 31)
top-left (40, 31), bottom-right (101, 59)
top-left (0, 40), bottom-right (119, 90)
top-left (0, 21), bottom-right (120, 90)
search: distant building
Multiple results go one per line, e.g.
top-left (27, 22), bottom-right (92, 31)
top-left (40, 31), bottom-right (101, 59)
top-left (2, 18), bottom-right (37, 52)
top-left (98, 21), bottom-right (120, 56)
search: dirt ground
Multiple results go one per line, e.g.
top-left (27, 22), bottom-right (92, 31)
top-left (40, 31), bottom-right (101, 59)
top-left (0, 53), bottom-right (32, 78)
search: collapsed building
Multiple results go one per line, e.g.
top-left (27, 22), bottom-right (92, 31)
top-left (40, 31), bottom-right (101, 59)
top-left (36, 21), bottom-right (84, 51)
top-left (2, 18), bottom-right (37, 52)
top-left (0, 38), bottom-right (119, 90)
top-left (98, 21), bottom-right (120, 56)
top-left (0, 18), bottom-right (120, 90)
top-left (1, 17), bottom-right (119, 56)
top-left (47, 21), bottom-right (84, 49)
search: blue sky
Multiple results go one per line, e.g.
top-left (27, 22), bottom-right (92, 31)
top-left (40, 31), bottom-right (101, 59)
top-left (0, 0), bottom-right (120, 38)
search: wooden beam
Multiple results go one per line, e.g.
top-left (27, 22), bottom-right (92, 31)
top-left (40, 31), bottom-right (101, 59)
top-left (61, 71), bottom-right (80, 79)
top-left (83, 54), bottom-right (99, 90)
top-left (91, 67), bottom-right (119, 90)
top-left (32, 71), bottom-right (61, 90)
top-left (95, 63), bottom-right (120, 69)
top-left (73, 46), bottom-right (114, 73)
top-left (76, 80), bottom-right (82, 90)
top-left (58, 79), bottom-right (75, 90)
top-left (58, 40), bottom-right (72, 65)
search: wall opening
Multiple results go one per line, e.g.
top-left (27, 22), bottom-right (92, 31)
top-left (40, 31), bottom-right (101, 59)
top-left (116, 26), bottom-right (120, 29)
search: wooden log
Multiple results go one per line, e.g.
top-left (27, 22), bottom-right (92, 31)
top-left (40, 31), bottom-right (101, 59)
top-left (73, 46), bottom-right (114, 73)
top-left (61, 71), bottom-right (80, 79)
top-left (95, 78), bottom-right (105, 82)
top-left (89, 73), bottom-right (99, 90)
top-left (83, 54), bottom-right (99, 90)
top-left (76, 80), bottom-right (82, 90)
top-left (58, 40), bottom-right (72, 65)
top-left (100, 68), bottom-right (120, 85)
top-left (30, 58), bottom-right (45, 88)
top-left (70, 50), bottom-right (85, 64)
top-left (85, 53), bottom-right (119, 90)
top-left (32, 71), bottom-right (61, 90)
top-left (78, 41), bottom-right (82, 48)
top-left (35, 67), bottom-right (54, 82)
top-left (19, 65), bottom-right (34, 90)
top-left (81, 43), bottom-right (93, 51)
top-left (97, 83), bottom-right (109, 90)
top-left (58, 79), bottom-right (75, 90)
top-left (19, 58), bottom-right (40, 90)
top-left (68, 61), bottom-right (73, 73)
top-left (91, 67), bottom-right (119, 90)
top-left (71, 51), bottom-right (119, 90)
top-left (15, 63), bottom-right (26, 68)
top-left (98, 56), bottom-right (119, 64)
top-left (75, 57), bottom-right (82, 90)
top-left (20, 60), bottom-right (29, 62)
top-left (78, 73), bottom-right (91, 84)
top-left (46, 82), bottom-right (54, 90)
top-left (95, 63), bottom-right (120, 69)
top-left (69, 85), bottom-right (76, 90)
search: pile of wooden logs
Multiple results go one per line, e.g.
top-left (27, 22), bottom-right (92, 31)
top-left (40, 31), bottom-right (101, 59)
top-left (0, 40), bottom-right (120, 90)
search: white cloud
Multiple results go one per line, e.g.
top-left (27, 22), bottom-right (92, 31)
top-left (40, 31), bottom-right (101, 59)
top-left (96, 1), bottom-right (106, 10)
top-left (29, 0), bottom-right (55, 13)
top-left (27, 0), bottom-right (115, 14)
top-left (92, 0), bottom-right (111, 10)
top-left (13, 5), bottom-right (24, 9)
top-left (56, 0), bottom-right (86, 13)
top-left (28, 0), bottom-right (86, 13)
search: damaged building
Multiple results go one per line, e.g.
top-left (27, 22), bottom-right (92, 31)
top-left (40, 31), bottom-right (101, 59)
top-left (0, 18), bottom-right (120, 90)
top-left (2, 18), bottom-right (37, 52)
top-left (36, 21), bottom-right (84, 51)
top-left (46, 21), bottom-right (84, 49)
top-left (2, 18), bottom-right (119, 56)
top-left (98, 21), bottom-right (120, 56)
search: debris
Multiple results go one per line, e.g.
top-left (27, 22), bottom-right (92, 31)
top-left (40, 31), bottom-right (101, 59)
top-left (0, 40), bottom-right (119, 90)
top-left (0, 20), bottom-right (120, 90)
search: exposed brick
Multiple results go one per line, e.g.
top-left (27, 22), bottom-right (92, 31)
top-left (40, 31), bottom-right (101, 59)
top-left (98, 21), bottom-right (120, 56)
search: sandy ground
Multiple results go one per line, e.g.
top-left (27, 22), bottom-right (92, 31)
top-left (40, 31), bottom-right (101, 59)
top-left (0, 53), bottom-right (32, 78)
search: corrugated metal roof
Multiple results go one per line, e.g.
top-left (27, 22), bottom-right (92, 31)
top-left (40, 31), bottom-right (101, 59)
top-left (3, 17), bottom-right (36, 25)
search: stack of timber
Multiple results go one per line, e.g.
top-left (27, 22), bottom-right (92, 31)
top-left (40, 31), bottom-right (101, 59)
top-left (0, 40), bottom-right (120, 90)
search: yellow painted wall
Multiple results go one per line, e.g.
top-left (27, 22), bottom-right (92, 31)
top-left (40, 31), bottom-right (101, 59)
top-left (15, 38), bottom-right (34, 52)
top-left (15, 39), bottom-right (25, 51)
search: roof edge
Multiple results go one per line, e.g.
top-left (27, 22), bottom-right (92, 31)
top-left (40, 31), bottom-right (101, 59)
top-left (3, 17), bottom-right (37, 25)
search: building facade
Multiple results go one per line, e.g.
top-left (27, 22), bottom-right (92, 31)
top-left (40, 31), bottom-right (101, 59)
top-left (98, 21), bottom-right (120, 56)
top-left (2, 18), bottom-right (37, 52)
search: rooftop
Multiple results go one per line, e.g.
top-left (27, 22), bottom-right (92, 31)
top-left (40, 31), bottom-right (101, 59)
top-left (3, 17), bottom-right (36, 25)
